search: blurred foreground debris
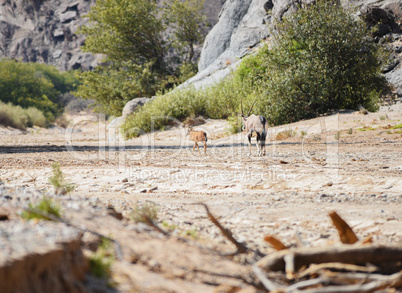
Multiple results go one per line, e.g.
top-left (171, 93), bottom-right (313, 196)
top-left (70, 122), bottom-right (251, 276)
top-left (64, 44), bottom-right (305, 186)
top-left (255, 211), bottom-right (402, 292)
top-left (202, 206), bottom-right (402, 292)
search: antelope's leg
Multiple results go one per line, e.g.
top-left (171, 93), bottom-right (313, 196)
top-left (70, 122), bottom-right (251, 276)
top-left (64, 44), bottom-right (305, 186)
top-left (203, 141), bottom-right (207, 154)
top-left (248, 132), bottom-right (252, 156)
top-left (256, 133), bottom-right (261, 156)
top-left (195, 142), bottom-right (200, 154)
top-left (193, 143), bottom-right (196, 152)
top-left (261, 139), bottom-right (266, 156)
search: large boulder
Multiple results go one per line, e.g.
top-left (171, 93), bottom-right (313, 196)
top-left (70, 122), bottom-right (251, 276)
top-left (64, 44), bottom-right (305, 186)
top-left (122, 97), bottom-right (150, 118)
top-left (107, 97), bottom-right (151, 140)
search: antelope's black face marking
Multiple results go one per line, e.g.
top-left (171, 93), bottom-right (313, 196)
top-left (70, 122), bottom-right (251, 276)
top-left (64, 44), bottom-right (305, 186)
top-left (242, 116), bottom-right (247, 131)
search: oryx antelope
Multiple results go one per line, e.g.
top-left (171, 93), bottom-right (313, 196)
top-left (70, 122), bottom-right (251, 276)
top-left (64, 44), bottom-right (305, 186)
top-left (241, 98), bottom-right (269, 156)
top-left (186, 126), bottom-right (208, 154)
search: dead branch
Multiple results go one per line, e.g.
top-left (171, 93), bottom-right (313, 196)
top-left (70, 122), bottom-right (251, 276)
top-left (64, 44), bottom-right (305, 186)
top-left (295, 230), bottom-right (306, 247)
top-left (328, 211), bottom-right (358, 244)
top-left (192, 268), bottom-right (254, 286)
top-left (301, 271), bottom-right (402, 293)
top-left (257, 245), bottom-right (402, 273)
top-left (143, 215), bottom-right (170, 236)
top-left (264, 235), bottom-right (288, 251)
top-left (320, 270), bottom-right (402, 286)
top-left (284, 253), bottom-right (296, 279)
top-left (297, 262), bottom-right (378, 279)
top-left (24, 207), bottom-right (124, 261)
top-left (197, 203), bottom-right (249, 255)
top-left (252, 265), bottom-right (282, 292)
top-left (286, 277), bottom-right (332, 292)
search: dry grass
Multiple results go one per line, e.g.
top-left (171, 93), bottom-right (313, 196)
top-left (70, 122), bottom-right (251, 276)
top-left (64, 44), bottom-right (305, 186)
top-left (0, 101), bottom-right (47, 129)
top-left (275, 129), bottom-right (297, 140)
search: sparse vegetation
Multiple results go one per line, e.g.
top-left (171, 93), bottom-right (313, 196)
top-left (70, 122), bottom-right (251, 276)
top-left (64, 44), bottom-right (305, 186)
top-left (301, 130), bottom-right (307, 137)
top-left (357, 126), bottom-right (376, 131)
top-left (161, 221), bottom-right (199, 239)
top-left (348, 128), bottom-right (353, 135)
top-left (276, 129), bottom-right (297, 140)
top-left (21, 196), bottom-right (61, 221)
top-left (335, 131), bottom-right (340, 140)
top-left (89, 238), bottom-right (114, 280)
top-left (48, 162), bottom-right (76, 195)
top-left (380, 114), bottom-right (388, 121)
top-left (131, 202), bottom-right (159, 223)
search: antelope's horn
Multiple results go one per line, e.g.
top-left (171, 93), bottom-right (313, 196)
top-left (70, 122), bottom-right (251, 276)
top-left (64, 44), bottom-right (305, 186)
top-left (247, 97), bottom-right (258, 117)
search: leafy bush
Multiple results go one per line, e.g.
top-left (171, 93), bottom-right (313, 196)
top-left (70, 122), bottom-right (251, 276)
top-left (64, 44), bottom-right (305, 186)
top-left (0, 101), bottom-right (46, 129)
top-left (235, 0), bottom-right (389, 125)
top-left (25, 107), bottom-right (47, 128)
top-left (0, 59), bottom-right (79, 122)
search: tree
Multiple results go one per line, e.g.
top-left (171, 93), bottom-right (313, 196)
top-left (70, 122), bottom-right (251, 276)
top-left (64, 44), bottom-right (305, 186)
top-left (165, 0), bottom-right (208, 64)
top-left (235, 0), bottom-right (390, 125)
top-left (75, 0), bottom-right (208, 116)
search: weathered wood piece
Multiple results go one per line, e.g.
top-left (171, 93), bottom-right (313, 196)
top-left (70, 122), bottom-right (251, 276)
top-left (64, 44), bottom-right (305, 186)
top-left (329, 211), bottom-right (358, 244)
top-left (264, 235), bottom-right (288, 251)
top-left (257, 245), bottom-right (402, 274)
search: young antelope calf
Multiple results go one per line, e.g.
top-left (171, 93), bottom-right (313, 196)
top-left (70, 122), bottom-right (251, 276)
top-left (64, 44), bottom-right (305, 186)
top-left (186, 126), bottom-right (207, 154)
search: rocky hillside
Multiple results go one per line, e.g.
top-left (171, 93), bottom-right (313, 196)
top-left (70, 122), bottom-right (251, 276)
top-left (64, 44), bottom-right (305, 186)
top-left (0, 0), bottom-right (226, 71)
top-left (187, 0), bottom-right (402, 96)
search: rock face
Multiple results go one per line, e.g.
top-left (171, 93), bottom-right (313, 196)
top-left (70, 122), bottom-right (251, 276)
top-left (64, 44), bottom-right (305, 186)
top-left (0, 0), bottom-right (101, 71)
top-left (188, 0), bottom-right (402, 92)
top-left (0, 0), bottom-right (226, 72)
top-left (122, 97), bottom-right (150, 118)
top-left (0, 221), bottom-right (88, 293)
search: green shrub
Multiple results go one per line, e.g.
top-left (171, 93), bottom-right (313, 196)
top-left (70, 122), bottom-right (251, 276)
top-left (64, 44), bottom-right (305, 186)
top-left (0, 102), bottom-right (28, 129)
top-left (0, 101), bottom-right (47, 129)
top-left (21, 196), bottom-right (61, 221)
top-left (121, 76), bottom-right (252, 138)
top-left (0, 59), bottom-right (79, 121)
top-left (238, 0), bottom-right (389, 125)
top-left (25, 107), bottom-right (47, 128)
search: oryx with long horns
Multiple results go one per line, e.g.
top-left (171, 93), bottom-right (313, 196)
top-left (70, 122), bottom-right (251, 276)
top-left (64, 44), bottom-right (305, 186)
top-left (241, 98), bottom-right (269, 156)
